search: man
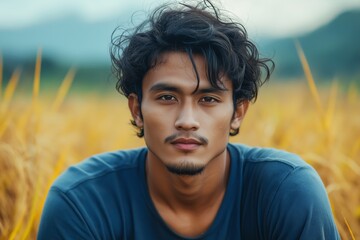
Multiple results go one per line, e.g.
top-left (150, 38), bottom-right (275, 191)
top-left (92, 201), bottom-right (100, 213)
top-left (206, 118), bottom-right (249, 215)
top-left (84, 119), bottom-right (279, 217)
top-left (38, 0), bottom-right (340, 239)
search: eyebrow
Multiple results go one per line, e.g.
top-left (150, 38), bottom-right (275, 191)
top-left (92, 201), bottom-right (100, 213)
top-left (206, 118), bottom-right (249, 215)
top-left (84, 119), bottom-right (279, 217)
top-left (149, 83), bottom-right (180, 93)
top-left (196, 86), bottom-right (228, 94)
top-left (149, 83), bottom-right (228, 94)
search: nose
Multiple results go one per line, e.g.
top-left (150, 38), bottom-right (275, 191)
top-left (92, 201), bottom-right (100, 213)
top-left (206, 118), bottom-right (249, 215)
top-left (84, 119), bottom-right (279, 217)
top-left (174, 104), bottom-right (200, 131)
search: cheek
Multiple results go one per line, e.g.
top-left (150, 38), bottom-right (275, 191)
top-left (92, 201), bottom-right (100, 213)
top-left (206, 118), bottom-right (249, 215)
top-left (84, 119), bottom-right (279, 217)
top-left (141, 105), bottom-right (174, 137)
top-left (202, 109), bottom-right (233, 135)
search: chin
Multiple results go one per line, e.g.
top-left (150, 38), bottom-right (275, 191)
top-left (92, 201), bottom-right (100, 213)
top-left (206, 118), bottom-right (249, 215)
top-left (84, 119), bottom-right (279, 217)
top-left (165, 161), bottom-right (206, 176)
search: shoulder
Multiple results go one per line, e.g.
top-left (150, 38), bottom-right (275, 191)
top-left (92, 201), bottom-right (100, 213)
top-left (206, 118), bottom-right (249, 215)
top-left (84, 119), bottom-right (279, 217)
top-left (228, 143), bottom-right (321, 206)
top-left (228, 143), bottom-right (313, 183)
top-left (39, 147), bottom-right (148, 239)
top-left (52, 147), bottom-right (148, 193)
top-left (229, 144), bottom-right (340, 238)
top-left (228, 143), bottom-right (307, 168)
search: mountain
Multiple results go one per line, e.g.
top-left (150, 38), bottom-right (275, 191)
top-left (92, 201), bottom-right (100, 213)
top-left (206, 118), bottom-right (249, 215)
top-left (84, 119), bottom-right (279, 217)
top-left (0, 8), bottom-right (359, 85)
top-left (261, 9), bottom-right (360, 80)
top-left (0, 7), bottom-right (141, 86)
top-left (0, 12), bottom-right (136, 65)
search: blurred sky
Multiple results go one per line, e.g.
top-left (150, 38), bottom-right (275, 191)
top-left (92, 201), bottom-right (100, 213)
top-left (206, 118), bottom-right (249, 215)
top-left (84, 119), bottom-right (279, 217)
top-left (1, 0), bottom-right (360, 38)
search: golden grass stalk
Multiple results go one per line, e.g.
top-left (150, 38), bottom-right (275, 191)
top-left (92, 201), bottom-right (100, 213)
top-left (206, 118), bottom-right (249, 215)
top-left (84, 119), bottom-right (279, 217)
top-left (51, 68), bottom-right (76, 112)
top-left (295, 41), bottom-right (325, 120)
top-left (0, 113), bottom-right (13, 139)
top-left (8, 175), bottom-right (41, 240)
top-left (19, 175), bottom-right (42, 240)
top-left (30, 49), bottom-right (43, 138)
top-left (35, 149), bottom-right (68, 224)
top-left (8, 202), bottom-right (25, 240)
top-left (0, 68), bottom-right (21, 138)
top-left (343, 215), bottom-right (356, 240)
top-left (32, 49), bottom-right (42, 107)
top-left (1, 68), bottom-right (21, 114)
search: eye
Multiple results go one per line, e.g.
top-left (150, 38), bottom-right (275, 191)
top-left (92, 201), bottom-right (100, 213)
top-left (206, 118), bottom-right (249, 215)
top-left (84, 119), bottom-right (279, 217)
top-left (158, 95), bottom-right (177, 102)
top-left (199, 96), bottom-right (219, 103)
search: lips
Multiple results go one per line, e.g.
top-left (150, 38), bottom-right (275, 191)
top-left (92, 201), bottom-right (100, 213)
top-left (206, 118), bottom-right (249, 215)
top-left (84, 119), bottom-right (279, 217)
top-left (170, 138), bottom-right (202, 151)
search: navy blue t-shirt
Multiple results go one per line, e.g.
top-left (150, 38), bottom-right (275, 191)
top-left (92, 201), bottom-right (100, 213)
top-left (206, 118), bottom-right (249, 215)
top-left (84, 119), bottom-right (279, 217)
top-left (38, 144), bottom-right (340, 239)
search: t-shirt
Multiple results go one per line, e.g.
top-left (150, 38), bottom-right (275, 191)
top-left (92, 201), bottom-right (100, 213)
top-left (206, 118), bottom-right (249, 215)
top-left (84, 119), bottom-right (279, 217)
top-left (37, 143), bottom-right (340, 239)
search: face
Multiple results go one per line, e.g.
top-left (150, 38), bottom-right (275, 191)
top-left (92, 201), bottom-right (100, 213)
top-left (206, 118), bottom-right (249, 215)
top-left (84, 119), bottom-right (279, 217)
top-left (129, 51), bottom-right (248, 175)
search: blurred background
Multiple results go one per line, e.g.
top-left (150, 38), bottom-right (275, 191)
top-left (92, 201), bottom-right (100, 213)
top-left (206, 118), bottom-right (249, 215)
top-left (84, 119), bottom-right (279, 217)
top-left (1, 0), bottom-right (360, 90)
top-left (1, 0), bottom-right (360, 239)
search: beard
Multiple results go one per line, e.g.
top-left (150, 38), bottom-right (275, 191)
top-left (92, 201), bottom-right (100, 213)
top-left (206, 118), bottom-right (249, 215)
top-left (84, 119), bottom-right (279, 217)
top-left (165, 160), bottom-right (206, 176)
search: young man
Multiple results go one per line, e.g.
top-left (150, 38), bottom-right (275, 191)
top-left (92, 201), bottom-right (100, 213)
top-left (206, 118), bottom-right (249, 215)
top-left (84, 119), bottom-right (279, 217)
top-left (38, 1), bottom-right (340, 239)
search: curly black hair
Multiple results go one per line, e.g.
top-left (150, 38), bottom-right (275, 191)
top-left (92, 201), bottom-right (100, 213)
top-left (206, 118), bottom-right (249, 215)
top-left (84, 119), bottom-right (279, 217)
top-left (110, 0), bottom-right (274, 137)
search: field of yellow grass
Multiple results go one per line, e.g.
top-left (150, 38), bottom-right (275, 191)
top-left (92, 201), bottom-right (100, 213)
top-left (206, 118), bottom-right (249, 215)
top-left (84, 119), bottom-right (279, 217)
top-left (0, 49), bottom-right (359, 239)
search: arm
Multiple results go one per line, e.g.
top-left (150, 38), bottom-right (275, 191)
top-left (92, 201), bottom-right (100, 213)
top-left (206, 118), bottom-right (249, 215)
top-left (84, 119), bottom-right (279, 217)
top-left (265, 166), bottom-right (340, 240)
top-left (37, 188), bottom-right (94, 240)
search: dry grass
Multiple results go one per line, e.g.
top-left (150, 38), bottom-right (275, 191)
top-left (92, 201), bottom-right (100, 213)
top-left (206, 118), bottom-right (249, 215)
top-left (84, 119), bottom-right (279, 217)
top-left (0, 50), bottom-right (359, 239)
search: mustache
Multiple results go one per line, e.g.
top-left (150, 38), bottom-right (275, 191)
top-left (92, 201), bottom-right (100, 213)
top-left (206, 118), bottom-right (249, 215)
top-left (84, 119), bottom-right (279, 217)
top-left (164, 133), bottom-right (209, 145)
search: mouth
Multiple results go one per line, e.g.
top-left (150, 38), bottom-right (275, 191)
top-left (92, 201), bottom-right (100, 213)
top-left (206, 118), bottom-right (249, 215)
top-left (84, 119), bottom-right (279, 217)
top-left (170, 138), bottom-right (203, 151)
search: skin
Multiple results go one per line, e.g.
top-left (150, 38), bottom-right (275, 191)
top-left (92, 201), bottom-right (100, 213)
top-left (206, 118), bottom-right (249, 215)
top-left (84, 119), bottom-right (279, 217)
top-left (128, 51), bottom-right (249, 237)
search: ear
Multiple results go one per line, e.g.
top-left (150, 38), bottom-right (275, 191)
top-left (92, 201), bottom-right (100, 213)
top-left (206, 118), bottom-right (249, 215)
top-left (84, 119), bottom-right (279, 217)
top-left (230, 100), bottom-right (249, 130)
top-left (128, 93), bottom-right (143, 128)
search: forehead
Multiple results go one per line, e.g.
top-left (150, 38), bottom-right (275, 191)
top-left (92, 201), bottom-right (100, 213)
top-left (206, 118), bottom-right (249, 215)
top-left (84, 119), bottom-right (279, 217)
top-left (143, 51), bottom-right (232, 92)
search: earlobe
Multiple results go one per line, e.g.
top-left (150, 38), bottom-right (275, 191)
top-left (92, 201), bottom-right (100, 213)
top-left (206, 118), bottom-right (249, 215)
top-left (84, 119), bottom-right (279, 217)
top-left (128, 94), bottom-right (143, 128)
top-left (231, 100), bottom-right (249, 130)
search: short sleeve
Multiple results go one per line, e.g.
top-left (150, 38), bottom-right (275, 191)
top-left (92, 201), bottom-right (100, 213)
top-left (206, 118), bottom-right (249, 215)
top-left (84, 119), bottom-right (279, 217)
top-left (37, 188), bottom-right (94, 240)
top-left (265, 166), bottom-right (340, 240)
